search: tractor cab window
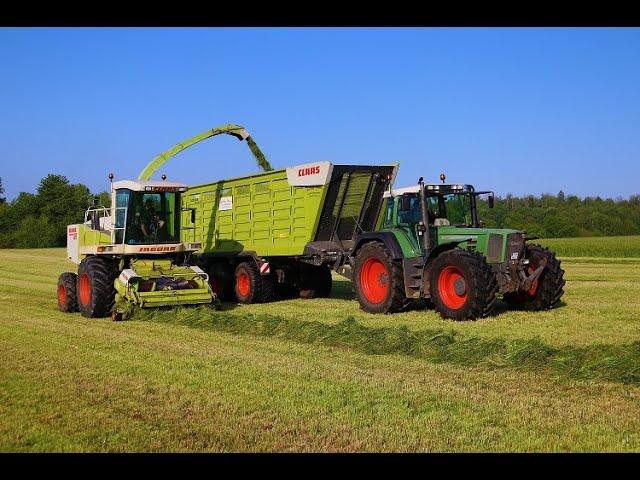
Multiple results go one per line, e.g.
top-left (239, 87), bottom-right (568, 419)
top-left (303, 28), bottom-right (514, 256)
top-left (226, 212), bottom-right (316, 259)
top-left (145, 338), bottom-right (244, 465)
top-left (438, 193), bottom-right (472, 227)
top-left (397, 194), bottom-right (422, 225)
top-left (125, 191), bottom-right (180, 245)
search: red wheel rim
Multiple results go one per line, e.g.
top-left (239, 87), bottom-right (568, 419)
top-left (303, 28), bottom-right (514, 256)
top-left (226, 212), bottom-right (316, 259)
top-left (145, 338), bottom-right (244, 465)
top-left (359, 258), bottom-right (389, 304)
top-left (237, 272), bottom-right (250, 297)
top-left (438, 266), bottom-right (468, 309)
top-left (79, 273), bottom-right (91, 306)
top-left (57, 284), bottom-right (66, 305)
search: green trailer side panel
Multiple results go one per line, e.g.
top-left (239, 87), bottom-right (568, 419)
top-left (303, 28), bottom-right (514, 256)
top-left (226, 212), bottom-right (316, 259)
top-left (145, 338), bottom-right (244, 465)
top-left (182, 169), bottom-right (329, 257)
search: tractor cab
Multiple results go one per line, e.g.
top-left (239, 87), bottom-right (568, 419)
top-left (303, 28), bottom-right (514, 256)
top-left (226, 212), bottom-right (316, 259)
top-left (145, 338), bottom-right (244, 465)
top-left (382, 183), bottom-right (495, 231)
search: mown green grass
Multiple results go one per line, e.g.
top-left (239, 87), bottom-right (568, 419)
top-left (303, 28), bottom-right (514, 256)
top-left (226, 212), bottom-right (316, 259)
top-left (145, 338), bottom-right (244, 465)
top-left (538, 235), bottom-right (640, 257)
top-left (1, 245), bottom-right (639, 452)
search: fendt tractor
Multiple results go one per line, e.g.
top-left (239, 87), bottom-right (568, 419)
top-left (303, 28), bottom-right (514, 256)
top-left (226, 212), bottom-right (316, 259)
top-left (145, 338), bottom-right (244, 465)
top-left (57, 124), bottom-right (272, 320)
top-left (348, 175), bottom-right (566, 320)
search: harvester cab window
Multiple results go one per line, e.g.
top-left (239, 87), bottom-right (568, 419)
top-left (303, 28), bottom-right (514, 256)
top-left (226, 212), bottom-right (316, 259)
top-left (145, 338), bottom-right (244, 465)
top-left (114, 189), bottom-right (131, 244)
top-left (125, 191), bottom-right (180, 245)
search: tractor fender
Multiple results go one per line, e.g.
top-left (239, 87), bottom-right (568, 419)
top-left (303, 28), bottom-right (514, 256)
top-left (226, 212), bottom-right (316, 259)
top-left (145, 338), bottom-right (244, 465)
top-left (351, 232), bottom-right (404, 260)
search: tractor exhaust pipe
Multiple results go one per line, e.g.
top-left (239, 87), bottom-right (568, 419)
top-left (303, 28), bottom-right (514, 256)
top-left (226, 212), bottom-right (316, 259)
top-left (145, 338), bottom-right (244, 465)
top-left (418, 177), bottom-right (431, 254)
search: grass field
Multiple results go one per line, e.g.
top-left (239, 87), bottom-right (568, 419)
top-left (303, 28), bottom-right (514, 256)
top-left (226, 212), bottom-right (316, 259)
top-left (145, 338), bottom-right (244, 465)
top-left (1, 240), bottom-right (639, 452)
top-left (538, 235), bottom-right (640, 257)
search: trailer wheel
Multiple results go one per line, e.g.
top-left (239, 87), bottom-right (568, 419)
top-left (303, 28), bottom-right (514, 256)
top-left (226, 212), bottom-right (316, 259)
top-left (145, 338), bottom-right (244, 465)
top-left (57, 272), bottom-right (79, 313)
top-left (234, 261), bottom-right (275, 304)
top-left (207, 262), bottom-right (234, 301)
top-left (353, 241), bottom-right (409, 314)
top-left (429, 249), bottom-right (498, 321)
top-left (299, 264), bottom-right (333, 299)
top-left (77, 256), bottom-right (119, 318)
top-left (503, 244), bottom-right (565, 311)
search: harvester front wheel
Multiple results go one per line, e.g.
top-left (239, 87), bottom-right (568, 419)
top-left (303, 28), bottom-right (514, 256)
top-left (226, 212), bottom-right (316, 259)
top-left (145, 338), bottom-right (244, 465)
top-left (234, 261), bottom-right (275, 304)
top-left (503, 244), bottom-right (565, 311)
top-left (77, 256), bottom-right (119, 318)
top-left (57, 272), bottom-right (78, 313)
top-left (353, 241), bottom-right (409, 314)
top-left (429, 249), bottom-right (498, 321)
top-left (299, 264), bottom-right (333, 299)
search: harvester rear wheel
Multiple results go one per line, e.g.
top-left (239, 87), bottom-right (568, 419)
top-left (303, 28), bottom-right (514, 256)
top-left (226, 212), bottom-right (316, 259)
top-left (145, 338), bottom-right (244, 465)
top-left (234, 261), bottom-right (275, 304)
top-left (207, 262), bottom-right (234, 301)
top-left (353, 241), bottom-right (409, 314)
top-left (503, 244), bottom-right (565, 311)
top-left (429, 249), bottom-right (498, 321)
top-left (77, 256), bottom-right (119, 318)
top-left (57, 272), bottom-right (78, 313)
top-left (299, 264), bottom-right (333, 299)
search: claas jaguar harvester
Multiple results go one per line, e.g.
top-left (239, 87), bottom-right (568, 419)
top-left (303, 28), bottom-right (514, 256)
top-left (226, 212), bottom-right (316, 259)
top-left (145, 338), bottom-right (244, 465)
top-left (56, 124), bottom-right (272, 320)
top-left (349, 175), bottom-right (566, 320)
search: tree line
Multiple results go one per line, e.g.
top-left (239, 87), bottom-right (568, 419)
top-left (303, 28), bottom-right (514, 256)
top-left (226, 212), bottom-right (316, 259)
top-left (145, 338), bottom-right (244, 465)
top-left (0, 175), bottom-right (109, 248)
top-left (476, 191), bottom-right (640, 238)
top-left (0, 175), bottom-right (638, 248)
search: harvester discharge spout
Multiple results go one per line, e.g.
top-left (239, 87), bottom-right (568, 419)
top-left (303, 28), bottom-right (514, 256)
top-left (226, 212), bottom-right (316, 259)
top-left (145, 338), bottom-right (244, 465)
top-left (138, 123), bottom-right (273, 181)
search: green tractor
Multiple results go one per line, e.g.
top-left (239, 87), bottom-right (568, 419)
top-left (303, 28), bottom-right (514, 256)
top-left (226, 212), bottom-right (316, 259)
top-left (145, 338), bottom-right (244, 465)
top-left (349, 175), bottom-right (566, 320)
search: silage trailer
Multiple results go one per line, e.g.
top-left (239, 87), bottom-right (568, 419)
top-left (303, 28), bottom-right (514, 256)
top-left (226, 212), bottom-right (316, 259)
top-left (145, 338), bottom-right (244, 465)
top-left (182, 162), bottom-right (398, 302)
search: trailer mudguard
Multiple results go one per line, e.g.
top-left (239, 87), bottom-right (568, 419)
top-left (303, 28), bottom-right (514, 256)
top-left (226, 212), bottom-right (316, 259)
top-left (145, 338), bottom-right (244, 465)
top-left (352, 232), bottom-right (405, 260)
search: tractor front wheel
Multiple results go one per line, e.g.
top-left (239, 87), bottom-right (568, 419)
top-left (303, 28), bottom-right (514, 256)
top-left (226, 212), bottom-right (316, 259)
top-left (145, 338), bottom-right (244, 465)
top-left (77, 256), bottom-right (119, 318)
top-left (503, 244), bottom-right (565, 311)
top-left (353, 241), bottom-right (409, 314)
top-left (429, 249), bottom-right (498, 321)
top-left (57, 272), bottom-right (79, 313)
top-left (234, 261), bottom-right (275, 304)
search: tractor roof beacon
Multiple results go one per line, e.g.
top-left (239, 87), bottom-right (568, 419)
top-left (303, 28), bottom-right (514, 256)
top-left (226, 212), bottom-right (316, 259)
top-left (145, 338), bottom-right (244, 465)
top-left (57, 123), bottom-right (272, 320)
top-left (350, 175), bottom-right (566, 320)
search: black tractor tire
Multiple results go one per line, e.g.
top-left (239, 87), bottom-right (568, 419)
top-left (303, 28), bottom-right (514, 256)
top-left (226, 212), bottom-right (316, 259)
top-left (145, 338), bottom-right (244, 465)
top-left (429, 249), bottom-right (498, 321)
top-left (353, 241), bottom-right (410, 314)
top-left (77, 256), bottom-right (119, 318)
top-left (503, 244), bottom-right (565, 311)
top-left (207, 262), bottom-right (235, 301)
top-left (299, 264), bottom-right (333, 299)
top-left (57, 272), bottom-right (79, 313)
top-left (234, 261), bottom-right (276, 304)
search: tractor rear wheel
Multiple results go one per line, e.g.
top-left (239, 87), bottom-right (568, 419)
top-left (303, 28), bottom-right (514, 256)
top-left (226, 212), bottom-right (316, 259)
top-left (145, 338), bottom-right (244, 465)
top-left (503, 244), bottom-right (565, 311)
top-left (299, 264), bottom-right (333, 299)
top-left (234, 261), bottom-right (275, 304)
top-left (77, 256), bottom-right (119, 318)
top-left (353, 241), bottom-right (409, 314)
top-left (57, 272), bottom-right (78, 313)
top-left (429, 249), bottom-right (498, 321)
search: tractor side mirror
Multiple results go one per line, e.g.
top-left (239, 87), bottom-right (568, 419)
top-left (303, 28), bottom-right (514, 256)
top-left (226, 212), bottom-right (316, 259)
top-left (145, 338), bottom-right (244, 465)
top-left (488, 194), bottom-right (495, 209)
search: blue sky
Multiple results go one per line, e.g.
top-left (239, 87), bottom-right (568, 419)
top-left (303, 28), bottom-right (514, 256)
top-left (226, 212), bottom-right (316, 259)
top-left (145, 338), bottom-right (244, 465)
top-left (1, 27), bottom-right (639, 200)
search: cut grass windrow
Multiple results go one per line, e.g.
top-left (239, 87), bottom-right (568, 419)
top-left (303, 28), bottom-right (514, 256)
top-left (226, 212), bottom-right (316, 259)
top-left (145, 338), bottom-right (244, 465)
top-left (135, 307), bottom-right (640, 386)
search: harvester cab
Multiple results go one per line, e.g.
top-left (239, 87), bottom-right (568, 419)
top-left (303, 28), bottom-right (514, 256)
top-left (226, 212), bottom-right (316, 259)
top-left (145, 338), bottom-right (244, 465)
top-left (350, 175), bottom-right (565, 320)
top-left (58, 177), bottom-right (215, 320)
